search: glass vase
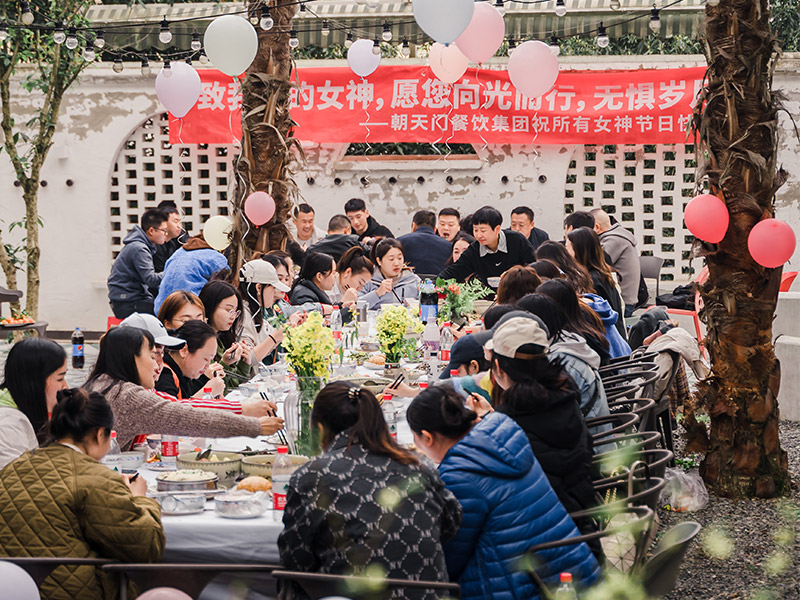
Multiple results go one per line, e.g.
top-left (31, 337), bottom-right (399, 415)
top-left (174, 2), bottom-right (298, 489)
top-left (285, 376), bottom-right (323, 457)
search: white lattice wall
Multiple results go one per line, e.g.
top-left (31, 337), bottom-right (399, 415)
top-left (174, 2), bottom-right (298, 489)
top-left (564, 143), bottom-right (702, 282)
top-left (110, 113), bottom-right (236, 258)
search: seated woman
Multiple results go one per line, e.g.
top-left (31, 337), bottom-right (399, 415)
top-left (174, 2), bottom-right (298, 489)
top-left (566, 227), bottom-right (628, 342)
top-left (288, 251), bottom-right (337, 314)
top-left (0, 387), bottom-right (164, 599)
top-left (472, 311), bottom-right (599, 543)
top-left (495, 265), bottom-right (541, 305)
top-left (278, 382), bottom-right (461, 599)
top-left (0, 338), bottom-right (68, 469)
top-left (158, 289), bottom-right (206, 330)
top-left (535, 241), bottom-right (595, 295)
top-left (329, 246), bottom-right (374, 310)
top-left (528, 259), bottom-right (564, 282)
top-left (84, 327), bottom-right (283, 450)
top-left (446, 231), bottom-right (475, 267)
top-left (199, 279), bottom-right (252, 389)
top-left (156, 320), bottom-right (225, 399)
top-left (359, 239), bottom-right (420, 309)
top-left (583, 293), bottom-right (632, 360)
top-left (407, 387), bottom-right (600, 600)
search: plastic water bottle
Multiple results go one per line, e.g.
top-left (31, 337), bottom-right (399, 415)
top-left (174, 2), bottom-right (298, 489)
top-left (202, 386), bottom-right (214, 400)
top-left (554, 573), bottom-right (578, 600)
top-left (71, 328), bottom-right (84, 369)
top-left (100, 430), bottom-right (121, 471)
top-left (420, 279), bottom-right (438, 322)
top-left (440, 326), bottom-right (453, 363)
top-left (161, 435), bottom-right (179, 470)
top-left (423, 316), bottom-right (439, 362)
top-left (330, 309), bottom-right (343, 341)
top-left (272, 446), bottom-right (297, 517)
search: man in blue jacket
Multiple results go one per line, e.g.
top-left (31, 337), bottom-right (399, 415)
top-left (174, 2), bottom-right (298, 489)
top-left (398, 210), bottom-right (453, 277)
top-left (107, 208), bottom-right (168, 318)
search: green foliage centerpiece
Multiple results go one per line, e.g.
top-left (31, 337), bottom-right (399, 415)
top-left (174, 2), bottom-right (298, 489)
top-left (376, 306), bottom-right (423, 367)
top-left (436, 278), bottom-right (493, 325)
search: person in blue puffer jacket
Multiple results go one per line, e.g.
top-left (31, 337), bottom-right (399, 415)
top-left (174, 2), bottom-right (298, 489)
top-left (583, 292), bottom-right (631, 359)
top-left (407, 387), bottom-right (601, 600)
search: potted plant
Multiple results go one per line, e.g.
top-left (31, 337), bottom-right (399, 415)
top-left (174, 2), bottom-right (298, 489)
top-left (436, 278), bottom-right (493, 325)
top-left (376, 305), bottom-right (423, 378)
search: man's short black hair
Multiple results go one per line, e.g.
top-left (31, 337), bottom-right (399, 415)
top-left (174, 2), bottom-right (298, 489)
top-left (344, 198), bottom-right (366, 214)
top-left (438, 207), bottom-right (461, 220)
top-left (460, 214), bottom-right (474, 234)
top-left (141, 208), bottom-right (168, 232)
top-left (293, 203), bottom-right (315, 218)
top-left (511, 206), bottom-right (534, 222)
top-left (328, 214), bottom-right (351, 232)
top-left (412, 210), bottom-right (436, 229)
top-left (564, 211), bottom-right (595, 230)
top-left (157, 201), bottom-right (179, 216)
top-left (472, 206), bottom-right (503, 229)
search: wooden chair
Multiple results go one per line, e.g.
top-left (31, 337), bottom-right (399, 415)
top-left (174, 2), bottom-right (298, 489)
top-left (271, 570), bottom-right (461, 600)
top-left (0, 285), bottom-right (48, 338)
top-left (102, 563), bottom-right (281, 600)
top-left (4, 557), bottom-right (114, 587)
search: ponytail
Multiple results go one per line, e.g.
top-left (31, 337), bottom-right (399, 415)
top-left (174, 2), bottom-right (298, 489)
top-left (337, 246), bottom-right (373, 276)
top-left (407, 386), bottom-right (476, 439)
top-left (311, 381), bottom-right (418, 465)
top-left (47, 388), bottom-right (114, 445)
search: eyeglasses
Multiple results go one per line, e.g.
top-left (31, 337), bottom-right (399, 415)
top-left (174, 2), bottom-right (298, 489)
top-left (226, 309), bottom-right (241, 319)
top-left (156, 227), bottom-right (168, 234)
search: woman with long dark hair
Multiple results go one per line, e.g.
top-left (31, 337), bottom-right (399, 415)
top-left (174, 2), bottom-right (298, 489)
top-left (278, 381), bottom-right (461, 599)
top-left (84, 327), bottom-right (283, 450)
top-left (535, 240), bottom-right (594, 294)
top-left (567, 226), bottom-right (627, 341)
top-left (0, 338), bottom-right (68, 467)
top-left (0, 388), bottom-right (165, 598)
top-left (331, 246), bottom-right (374, 308)
top-left (199, 279), bottom-right (251, 388)
top-left (407, 386), bottom-right (600, 599)
top-left (495, 265), bottom-right (541, 305)
top-left (359, 238), bottom-right (420, 309)
top-left (528, 259), bottom-right (564, 282)
top-left (288, 251), bottom-right (337, 312)
top-left (446, 231), bottom-right (475, 267)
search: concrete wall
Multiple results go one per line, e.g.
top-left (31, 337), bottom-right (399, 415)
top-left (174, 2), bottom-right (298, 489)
top-left (0, 54), bottom-right (799, 332)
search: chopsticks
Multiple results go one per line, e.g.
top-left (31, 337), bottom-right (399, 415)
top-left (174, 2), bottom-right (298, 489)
top-left (380, 373), bottom-right (405, 403)
top-left (223, 369), bottom-right (252, 382)
top-left (260, 391), bottom-right (290, 448)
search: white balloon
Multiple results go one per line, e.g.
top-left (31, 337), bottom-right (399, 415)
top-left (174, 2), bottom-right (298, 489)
top-left (508, 40), bottom-right (560, 99)
top-left (203, 15), bottom-right (259, 77)
top-left (412, 0), bottom-right (474, 45)
top-left (202, 215), bottom-right (233, 251)
top-left (347, 39), bottom-right (381, 78)
top-left (155, 61), bottom-right (202, 118)
top-left (429, 42), bottom-right (468, 84)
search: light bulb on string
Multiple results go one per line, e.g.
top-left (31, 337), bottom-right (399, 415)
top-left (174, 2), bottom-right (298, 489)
top-left (356, 0), bottom-right (366, 4)
top-left (159, 19), bottom-right (172, 44)
top-left (345, 31), bottom-right (354, 48)
top-left (112, 57), bottom-right (123, 73)
top-left (185, 56), bottom-right (192, 66)
top-left (549, 34), bottom-right (561, 56)
top-left (141, 57), bottom-right (151, 76)
top-left (649, 6), bottom-right (661, 32)
top-left (321, 20), bottom-right (330, 36)
top-left (596, 22), bottom-right (610, 48)
top-left (65, 27), bottom-right (78, 49)
top-left (382, 22), bottom-right (392, 42)
top-left (191, 31), bottom-right (201, 51)
top-left (162, 59), bottom-right (172, 78)
top-left (401, 38), bottom-right (410, 58)
top-left (53, 22), bottom-right (66, 45)
top-left (555, 0), bottom-right (567, 17)
top-left (610, 0), bottom-right (621, 9)
top-left (372, 37), bottom-right (381, 55)
top-left (0, 22), bottom-right (8, 42)
top-left (260, 8), bottom-right (274, 30)
top-left (249, 11), bottom-right (259, 25)
top-left (299, 2), bottom-right (306, 12)
top-left (289, 30), bottom-right (299, 49)
top-left (20, 1), bottom-right (34, 25)
top-left (366, 0), bottom-right (379, 8)
top-left (83, 46), bottom-right (95, 61)
top-left (495, 0), bottom-right (506, 16)
top-left (95, 30), bottom-right (105, 48)
top-left (199, 49), bottom-right (209, 64)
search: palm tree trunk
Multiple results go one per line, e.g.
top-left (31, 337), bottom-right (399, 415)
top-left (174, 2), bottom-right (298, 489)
top-left (684, 0), bottom-right (790, 497)
top-left (230, 0), bottom-right (301, 275)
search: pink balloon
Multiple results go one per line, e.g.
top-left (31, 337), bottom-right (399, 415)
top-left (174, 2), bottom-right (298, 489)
top-left (429, 43), bottom-right (469, 84)
top-left (244, 191), bottom-right (276, 226)
top-left (508, 40), bottom-right (560, 99)
top-left (155, 61), bottom-right (202, 119)
top-left (138, 588), bottom-right (192, 600)
top-left (455, 2), bottom-right (505, 64)
top-left (684, 193), bottom-right (729, 243)
top-left (748, 218), bottom-right (796, 268)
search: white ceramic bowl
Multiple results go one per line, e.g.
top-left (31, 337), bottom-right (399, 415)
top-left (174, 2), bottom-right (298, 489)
top-left (119, 451), bottom-right (144, 470)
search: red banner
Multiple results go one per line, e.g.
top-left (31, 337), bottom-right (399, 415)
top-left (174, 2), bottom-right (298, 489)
top-left (169, 65), bottom-right (705, 145)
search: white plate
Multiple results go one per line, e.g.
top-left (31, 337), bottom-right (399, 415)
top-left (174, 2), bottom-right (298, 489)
top-left (362, 361), bottom-right (385, 371)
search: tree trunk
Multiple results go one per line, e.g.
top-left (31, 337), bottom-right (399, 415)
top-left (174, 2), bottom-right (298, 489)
top-left (229, 0), bottom-right (302, 275)
top-left (685, 0), bottom-right (789, 498)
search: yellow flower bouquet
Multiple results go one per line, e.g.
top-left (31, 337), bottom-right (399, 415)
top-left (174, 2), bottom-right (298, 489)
top-left (282, 311), bottom-right (335, 379)
top-left (376, 305), bottom-right (423, 364)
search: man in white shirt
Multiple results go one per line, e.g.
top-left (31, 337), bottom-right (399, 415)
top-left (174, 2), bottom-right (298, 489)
top-left (291, 203), bottom-right (326, 251)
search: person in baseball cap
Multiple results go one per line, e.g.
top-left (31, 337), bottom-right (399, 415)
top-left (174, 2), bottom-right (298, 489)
top-left (239, 259), bottom-right (294, 365)
top-left (439, 334), bottom-right (490, 380)
top-left (472, 310), bottom-right (550, 358)
top-left (119, 313), bottom-right (185, 348)
top-left (240, 260), bottom-right (291, 294)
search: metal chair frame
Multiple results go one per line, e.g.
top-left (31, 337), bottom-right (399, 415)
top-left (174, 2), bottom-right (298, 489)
top-left (271, 569), bottom-right (461, 600)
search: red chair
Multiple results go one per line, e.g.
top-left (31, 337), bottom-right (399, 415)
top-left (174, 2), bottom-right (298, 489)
top-left (107, 317), bottom-right (123, 331)
top-left (780, 271), bottom-right (798, 292)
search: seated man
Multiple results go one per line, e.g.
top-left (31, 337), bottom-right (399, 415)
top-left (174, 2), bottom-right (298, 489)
top-left (563, 211), bottom-right (595, 237)
top-left (344, 197), bottom-right (394, 241)
top-left (438, 206), bottom-right (534, 288)
top-left (508, 205), bottom-right (550, 251)
top-left (398, 210), bottom-right (452, 276)
top-left (437, 207), bottom-right (461, 242)
top-left (307, 214), bottom-right (362, 263)
top-left (291, 203), bottom-right (326, 251)
top-left (591, 208), bottom-right (642, 316)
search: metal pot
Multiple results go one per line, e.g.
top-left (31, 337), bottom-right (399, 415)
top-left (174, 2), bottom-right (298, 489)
top-left (155, 473), bottom-right (219, 493)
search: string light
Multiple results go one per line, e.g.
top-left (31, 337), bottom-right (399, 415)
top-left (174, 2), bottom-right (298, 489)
top-left (112, 57), bottom-right (123, 73)
top-left (94, 30), bottom-right (105, 49)
top-left (162, 59), bottom-right (172, 78)
top-left (0, 22), bottom-right (8, 42)
top-left (495, 0), bottom-right (506, 16)
top-left (401, 38), bottom-right (410, 58)
top-left (382, 22), bottom-right (393, 42)
top-left (191, 31), bottom-right (201, 51)
top-left (649, 5), bottom-right (661, 32)
top-left (158, 18), bottom-right (172, 44)
top-left (356, 0), bottom-right (367, 4)
top-left (260, 8), bottom-right (274, 31)
top-left (199, 49), bottom-right (209, 64)
top-left (248, 11), bottom-right (259, 26)
top-left (140, 56), bottom-right (151, 76)
top-left (345, 31), bottom-right (354, 48)
top-left (321, 20), bottom-right (330, 36)
top-left (20, 1), bottom-right (34, 26)
top-left (82, 45), bottom-right (95, 61)
top-left (65, 27), bottom-right (78, 50)
top-left (366, 0), bottom-right (380, 8)
top-left (610, 0), bottom-right (621, 9)
top-left (299, 3), bottom-right (306, 12)
top-left (185, 56), bottom-right (192, 66)
top-left (555, 0), bottom-right (567, 17)
top-left (53, 22), bottom-right (66, 45)
top-left (372, 37), bottom-right (381, 55)
top-left (596, 22), bottom-right (610, 47)
top-left (549, 34), bottom-right (561, 56)
top-left (289, 29), bottom-right (299, 48)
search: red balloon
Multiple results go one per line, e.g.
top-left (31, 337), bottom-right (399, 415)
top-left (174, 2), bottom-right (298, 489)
top-left (684, 194), bottom-right (729, 243)
top-left (748, 218), bottom-right (796, 268)
top-left (244, 191), bottom-right (276, 226)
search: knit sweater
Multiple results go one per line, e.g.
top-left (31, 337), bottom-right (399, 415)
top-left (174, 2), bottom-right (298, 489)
top-left (84, 374), bottom-right (261, 450)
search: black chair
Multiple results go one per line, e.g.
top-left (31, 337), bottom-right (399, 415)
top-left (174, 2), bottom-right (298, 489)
top-left (650, 350), bottom-right (682, 460)
top-left (271, 569), bottom-right (461, 600)
top-left (641, 521), bottom-right (702, 598)
top-left (607, 398), bottom-right (656, 430)
top-left (595, 431), bottom-right (662, 451)
top-left (102, 563), bottom-right (280, 600)
top-left (601, 352), bottom-right (658, 373)
top-left (587, 412), bottom-right (640, 441)
top-left (594, 448), bottom-right (674, 482)
top-left (594, 476), bottom-right (667, 514)
top-left (4, 557), bottom-right (114, 587)
top-left (604, 384), bottom-right (645, 402)
top-left (602, 369), bottom-right (660, 399)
